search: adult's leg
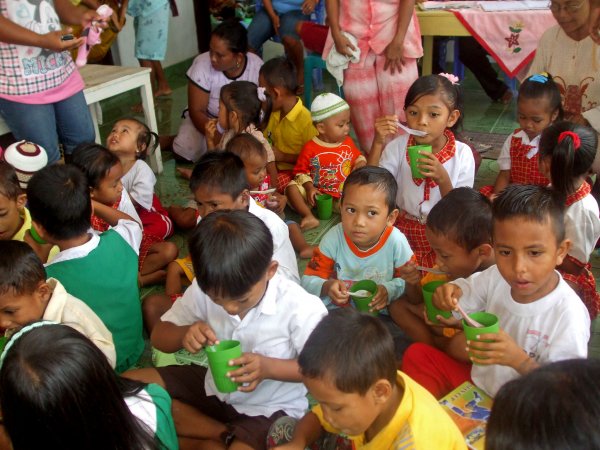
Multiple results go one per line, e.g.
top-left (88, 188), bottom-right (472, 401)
top-left (54, 90), bottom-right (96, 156)
top-left (375, 54), bottom-right (419, 125)
top-left (279, 11), bottom-right (310, 89)
top-left (246, 9), bottom-right (275, 54)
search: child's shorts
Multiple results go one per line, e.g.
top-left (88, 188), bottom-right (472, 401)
top-left (157, 365), bottom-right (286, 449)
top-left (134, 2), bottom-right (170, 60)
top-left (298, 22), bottom-right (328, 54)
top-left (247, 9), bottom-right (309, 51)
top-left (174, 255), bottom-right (195, 283)
top-left (286, 178), bottom-right (341, 212)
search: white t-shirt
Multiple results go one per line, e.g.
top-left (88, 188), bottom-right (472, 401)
top-left (118, 188), bottom-right (142, 226)
top-left (497, 130), bottom-right (541, 171)
top-left (379, 133), bottom-right (475, 218)
top-left (453, 265), bottom-right (590, 396)
top-left (565, 194), bottom-right (600, 263)
top-left (121, 160), bottom-right (156, 211)
top-left (161, 274), bottom-right (328, 418)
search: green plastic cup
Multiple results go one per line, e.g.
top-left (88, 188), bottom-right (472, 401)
top-left (350, 280), bottom-right (378, 316)
top-left (315, 193), bottom-right (333, 220)
top-left (463, 312), bottom-right (499, 363)
top-left (407, 145), bottom-right (432, 178)
top-left (422, 281), bottom-right (452, 324)
top-left (205, 340), bottom-right (242, 393)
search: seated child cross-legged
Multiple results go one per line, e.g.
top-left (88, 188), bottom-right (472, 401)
top-left (402, 185), bottom-right (591, 399)
top-left (125, 210), bottom-right (328, 450)
top-left (270, 308), bottom-right (466, 450)
top-left (286, 93), bottom-right (366, 230)
top-left (302, 166), bottom-right (414, 357)
top-left (390, 187), bottom-right (494, 352)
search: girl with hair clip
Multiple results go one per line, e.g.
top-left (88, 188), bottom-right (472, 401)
top-left (367, 73), bottom-right (475, 268)
top-left (480, 73), bottom-right (563, 198)
top-left (0, 322), bottom-right (178, 450)
top-left (540, 121), bottom-right (600, 320)
top-left (106, 118), bottom-right (177, 287)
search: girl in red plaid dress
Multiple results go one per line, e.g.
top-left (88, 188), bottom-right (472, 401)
top-left (367, 74), bottom-right (475, 268)
top-left (481, 73), bottom-right (563, 199)
top-left (539, 122), bottom-right (600, 319)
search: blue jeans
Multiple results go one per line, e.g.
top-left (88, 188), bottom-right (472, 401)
top-left (247, 9), bottom-right (308, 52)
top-left (0, 90), bottom-right (95, 163)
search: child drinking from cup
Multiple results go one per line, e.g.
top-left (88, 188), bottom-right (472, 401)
top-left (125, 210), bottom-right (327, 449)
top-left (285, 93), bottom-right (366, 230)
top-left (402, 185), bottom-right (591, 398)
top-left (367, 74), bottom-right (475, 268)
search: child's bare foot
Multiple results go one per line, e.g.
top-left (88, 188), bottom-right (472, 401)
top-left (300, 215), bottom-right (320, 230)
top-left (154, 87), bottom-right (173, 98)
top-left (299, 245), bottom-right (316, 259)
top-left (176, 167), bottom-right (193, 179)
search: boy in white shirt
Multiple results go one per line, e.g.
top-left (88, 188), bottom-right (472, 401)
top-left (402, 185), bottom-right (590, 398)
top-left (126, 210), bottom-right (327, 449)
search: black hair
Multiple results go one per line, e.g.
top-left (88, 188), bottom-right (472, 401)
top-left (492, 184), bottom-right (565, 243)
top-left (211, 19), bottom-right (248, 54)
top-left (259, 57), bottom-right (298, 94)
top-left (188, 209), bottom-right (273, 299)
top-left (0, 323), bottom-right (158, 450)
top-left (487, 359), bottom-right (600, 450)
top-left (225, 133), bottom-right (267, 162)
top-left (71, 143), bottom-right (121, 189)
top-left (114, 118), bottom-right (159, 160)
top-left (404, 74), bottom-right (464, 132)
top-left (0, 241), bottom-right (46, 296)
top-left (0, 161), bottom-right (22, 200)
top-left (539, 121), bottom-right (597, 196)
top-left (189, 151), bottom-right (249, 198)
top-left (342, 166), bottom-right (397, 213)
top-left (299, 308), bottom-right (396, 395)
top-left (518, 73), bottom-right (564, 121)
top-left (27, 165), bottom-right (92, 241)
top-left (427, 187), bottom-right (492, 251)
top-left (220, 81), bottom-right (265, 129)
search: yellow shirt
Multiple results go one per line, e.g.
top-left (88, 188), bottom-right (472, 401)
top-left (264, 97), bottom-right (317, 171)
top-left (313, 371), bottom-right (467, 450)
top-left (12, 207), bottom-right (59, 262)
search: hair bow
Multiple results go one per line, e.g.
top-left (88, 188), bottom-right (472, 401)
top-left (257, 87), bottom-right (267, 102)
top-left (529, 73), bottom-right (549, 83)
top-left (439, 73), bottom-right (460, 85)
top-left (558, 131), bottom-right (581, 150)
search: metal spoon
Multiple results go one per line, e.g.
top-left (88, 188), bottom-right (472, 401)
top-left (397, 121), bottom-right (428, 137)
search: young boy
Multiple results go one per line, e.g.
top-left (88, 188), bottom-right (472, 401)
top-left (0, 161), bottom-right (28, 242)
top-left (26, 165), bottom-right (144, 373)
top-left (0, 240), bottom-right (116, 367)
top-left (270, 308), bottom-right (466, 449)
top-left (127, 210), bottom-right (328, 449)
top-left (402, 185), bottom-right (591, 398)
top-left (390, 188), bottom-right (495, 348)
top-left (302, 166), bottom-right (413, 355)
top-left (286, 93), bottom-right (366, 230)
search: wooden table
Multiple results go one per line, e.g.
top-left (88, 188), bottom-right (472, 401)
top-left (0, 64), bottom-right (163, 173)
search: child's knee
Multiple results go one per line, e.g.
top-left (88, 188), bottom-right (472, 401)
top-left (167, 260), bottom-right (184, 276)
top-left (162, 241), bottom-right (179, 262)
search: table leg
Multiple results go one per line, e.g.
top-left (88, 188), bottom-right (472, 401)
top-left (423, 36), bottom-right (434, 76)
top-left (89, 104), bottom-right (101, 144)
top-left (140, 78), bottom-right (163, 174)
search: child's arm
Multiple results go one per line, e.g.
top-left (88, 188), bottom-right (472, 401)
top-left (262, 0), bottom-right (281, 34)
top-left (383, 0), bottom-right (415, 74)
top-left (270, 412), bottom-right (325, 450)
top-left (151, 319), bottom-right (218, 354)
top-left (492, 170), bottom-right (511, 196)
top-left (368, 116), bottom-right (399, 166)
top-left (227, 355), bottom-right (302, 392)
top-left (272, 145), bottom-right (299, 165)
top-left (0, 15), bottom-right (84, 51)
top-left (92, 199), bottom-right (138, 227)
top-left (325, 0), bottom-right (356, 57)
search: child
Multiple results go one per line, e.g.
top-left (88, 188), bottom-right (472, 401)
top-left (26, 165), bottom-right (144, 373)
top-left (302, 166), bottom-right (413, 355)
top-left (72, 143), bottom-right (178, 287)
top-left (0, 323), bottom-right (177, 449)
top-left (368, 74), bottom-right (475, 268)
top-left (286, 93), bottom-right (366, 230)
top-left (402, 185), bottom-right (591, 398)
top-left (107, 118), bottom-right (177, 286)
top-left (127, 210), bottom-right (328, 449)
top-left (539, 121), bottom-right (600, 319)
top-left (0, 240), bottom-right (116, 368)
top-left (270, 308), bottom-right (465, 449)
top-left (259, 57), bottom-right (317, 192)
top-left (323, 0), bottom-right (422, 151)
top-left (487, 359), bottom-right (600, 450)
top-left (480, 73), bottom-right (563, 198)
top-left (390, 187), bottom-right (494, 349)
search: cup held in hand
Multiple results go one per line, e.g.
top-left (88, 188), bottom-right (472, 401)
top-left (463, 312), bottom-right (499, 362)
top-left (315, 194), bottom-right (333, 220)
top-left (350, 280), bottom-right (378, 316)
top-left (205, 340), bottom-right (242, 393)
top-left (422, 281), bottom-right (452, 324)
top-left (407, 145), bottom-right (433, 178)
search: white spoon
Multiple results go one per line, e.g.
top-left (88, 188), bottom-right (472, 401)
top-left (415, 266), bottom-right (447, 275)
top-left (350, 290), bottom-right (372, 298)
top-left (397, 122), bottom-right (428, 137)
top-left (248, 188), bottom-right (277, 195)
top-left (456, 304), bottom-right (485, 328)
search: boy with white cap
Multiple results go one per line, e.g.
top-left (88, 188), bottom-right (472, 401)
top-left (285, 93), bottom-right (366, 230)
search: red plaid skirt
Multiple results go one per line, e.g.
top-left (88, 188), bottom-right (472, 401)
top-left (560, 265), bottom-right (600, 320)
top-left (394, 213), bottom-right (436, 268)
top-left (276, 170), bottom-right (293, 194)
top-left (139, 232), bottom-right (162, 270)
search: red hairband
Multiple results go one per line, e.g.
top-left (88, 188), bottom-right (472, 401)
top-left (558, 131), bottom-right (581, 150)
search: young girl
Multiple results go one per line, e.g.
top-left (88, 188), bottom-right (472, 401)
top-left (0, 322), bottom-right (178, 449)
top-left (367, 74), bottom-right (475, 268)
top-left (539, 121), bottom-right (600, 319)
top-left (105, 121), bottom-right (178, 286)
top-left (480, 73), bottom-right (563, 198)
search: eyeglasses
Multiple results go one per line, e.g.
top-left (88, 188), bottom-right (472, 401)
top-left (548, 0), bottom-right (585, 13)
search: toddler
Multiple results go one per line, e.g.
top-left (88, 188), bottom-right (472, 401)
top-left (480, 72), bottom-right (563, 198)
top-left (286, 93), bottom-right (366, 230)
top-left (126, 210), bottom-right (327, 449)
top-left (0, 240), bottom-right (115, 367)
top-left (402, 185), bottom-right (590, 398)
top-left (368, 74), bottom-right (475, 268)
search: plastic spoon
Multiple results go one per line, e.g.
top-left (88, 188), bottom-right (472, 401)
top-left (456, 304), bottom-right (485, 328)
top-left (415, 266), bottom-right (447, 275)
top-left (350, 290), bottom-right (372, 298)
top-left (396, 122), bottom-right (428, 137)
top-left (249, 188), bottom-right (277, 195)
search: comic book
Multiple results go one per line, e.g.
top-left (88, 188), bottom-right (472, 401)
top-left (439, 382), bottom-right (493, 450)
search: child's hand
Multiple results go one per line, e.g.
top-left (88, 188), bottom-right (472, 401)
top-left (182, 321), bottom-right (218, 354)
top-left (370, 285), bottom-right (389, 312)
top-left (44, 29), bottom-right (86, 51)
top-left (305, 185), bottom-right (320, 208)
top-left (81, 7), bottom-right (109, 29)
top-left (373, 115), bottom-right (399, 145)
top-left (466, 328), bottom-right (528, 369)
top-left (384, 39), bottom-right (405, 74)
top-left (227, 352), bottom-right (267, 392)
top-left (398, 260), bottom-right (422, 286)
top-left (205, 119), bottom-right (219, 149)
top-left (268, 13), bottom-right (281, 35)
top-left (417, 152), bottom-right (450, 186)
top-left (432, 283), bottom-right (462, 311)
top-left (267, 192), bottom-right (286, 214)
top-left (326, 279), bottom-right (350, 305)
top-left (301, 0), bottom-right (317, 15)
